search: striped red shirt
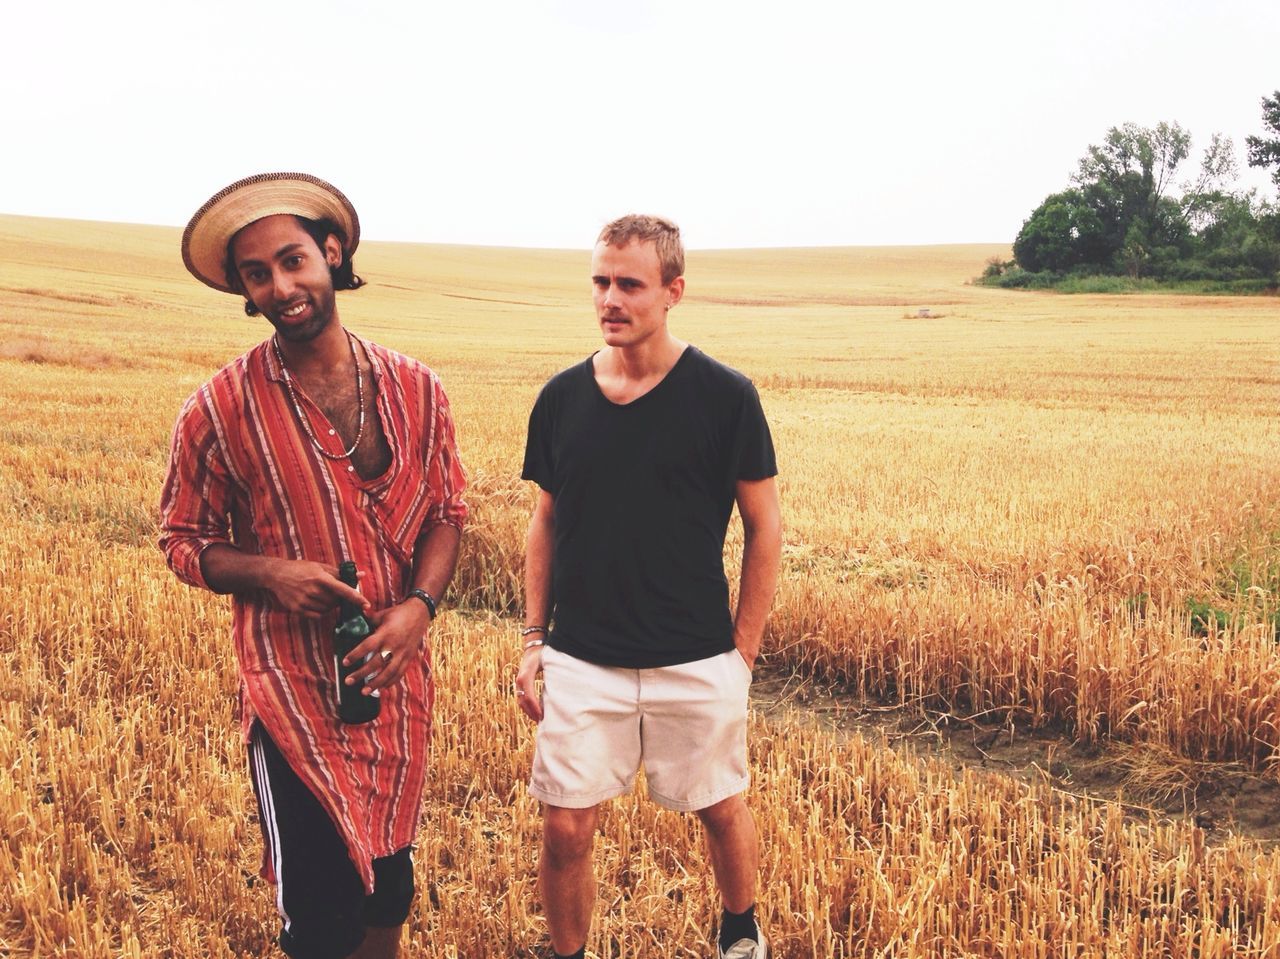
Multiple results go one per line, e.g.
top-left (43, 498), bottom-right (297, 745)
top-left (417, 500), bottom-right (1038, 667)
top-left (159, 333), bottom-right (467, 891)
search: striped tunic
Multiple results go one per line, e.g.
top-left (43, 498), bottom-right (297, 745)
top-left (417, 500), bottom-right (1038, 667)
top-left (158, 334), bottom-right (467, 892)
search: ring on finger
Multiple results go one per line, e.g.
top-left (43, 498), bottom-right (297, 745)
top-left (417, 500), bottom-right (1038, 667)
top-left (380, 649), bottom-right (392, 661)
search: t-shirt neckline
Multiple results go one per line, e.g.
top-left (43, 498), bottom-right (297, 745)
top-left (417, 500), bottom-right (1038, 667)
top-left (587, 345), bottom-right (694, 409)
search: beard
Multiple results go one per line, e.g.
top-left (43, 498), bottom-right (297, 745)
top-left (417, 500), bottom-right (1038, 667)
top-left (260, 283), bottom-right (338, 344)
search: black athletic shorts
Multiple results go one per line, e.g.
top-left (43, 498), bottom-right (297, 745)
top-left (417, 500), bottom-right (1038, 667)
top-left (248, 723), bottom-right (415, 959)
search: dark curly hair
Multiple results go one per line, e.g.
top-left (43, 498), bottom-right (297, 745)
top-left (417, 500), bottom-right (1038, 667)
top-left (223, 215), bottom-right (365, 317)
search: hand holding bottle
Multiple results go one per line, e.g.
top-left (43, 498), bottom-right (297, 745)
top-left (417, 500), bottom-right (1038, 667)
top-left (333, 561), bottom-right (381, 724)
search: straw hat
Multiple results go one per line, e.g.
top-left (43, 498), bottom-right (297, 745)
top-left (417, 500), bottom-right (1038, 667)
top-left (181, 172), bottom-right (360, 293)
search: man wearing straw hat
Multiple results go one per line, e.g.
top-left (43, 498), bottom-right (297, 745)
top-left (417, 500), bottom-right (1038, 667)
top-left (159, 172), bottom-right (467, 959)
top-left (515, 214), bottom-right (782, 959)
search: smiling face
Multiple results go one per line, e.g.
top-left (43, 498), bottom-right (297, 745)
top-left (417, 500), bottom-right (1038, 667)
top-left (230, 214), bottom-right (342, 342)
top-left (590, 239), bottom-right (684, 350)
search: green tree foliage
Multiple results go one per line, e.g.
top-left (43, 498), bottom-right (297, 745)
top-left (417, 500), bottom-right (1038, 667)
top-left (1012, 189), bottom-right (1107, 273)
top-left (1012, 122), bottom-right (1195, 276)
top-left (1184, 133), bottom-right (1240, 230)
top-left (1074, 121), bottom-right (1191, 218)
top-left (1168, 192), bottom-right (1280, 282)
top-left (1002, 108), bottom-right (1280, 289)
top-left (1245, 90), bottom-right (1280, 187)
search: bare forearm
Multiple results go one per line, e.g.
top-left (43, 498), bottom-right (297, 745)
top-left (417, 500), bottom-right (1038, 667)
top-left (524, 511), bottom-right (554, 628)
top-left (345, 523), bottom-right (461, 694)
top-left (733, 519), bottom-right (782, 662)
top-left (517, 493), bottom-right (556, 723)
top-left (412, 523), bottom-right (462, 602)
top-left (199, 544), bottom-right (367, 616)
top-left (200, 544), bottom-right (282, 595)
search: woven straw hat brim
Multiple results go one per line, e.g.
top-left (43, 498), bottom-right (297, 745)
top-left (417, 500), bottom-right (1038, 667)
top-left (182, 172), bottom-right (360, 294)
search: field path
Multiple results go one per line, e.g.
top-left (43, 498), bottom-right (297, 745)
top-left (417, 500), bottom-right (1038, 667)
top-left (751, 667), bottom-right (1280, 847)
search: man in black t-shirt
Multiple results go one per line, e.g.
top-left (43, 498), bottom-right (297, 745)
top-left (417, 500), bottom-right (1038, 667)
top-left (515, 215), bottom-right (782, 959)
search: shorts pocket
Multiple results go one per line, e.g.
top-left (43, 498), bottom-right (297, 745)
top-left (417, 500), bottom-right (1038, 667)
top-left (539, 644), bottom-right (560, 689)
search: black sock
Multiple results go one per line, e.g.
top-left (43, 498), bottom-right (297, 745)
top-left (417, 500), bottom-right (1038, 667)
top-left (553, 949), bottom-right (585, 959)
top-left (719, 903), bottom-right (758, 949)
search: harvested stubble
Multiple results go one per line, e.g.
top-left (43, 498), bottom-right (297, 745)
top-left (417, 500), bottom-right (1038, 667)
top-left (4, 565), bottom-right (1280, 957)
top-left (3, 215), bottom-right (1280, 955)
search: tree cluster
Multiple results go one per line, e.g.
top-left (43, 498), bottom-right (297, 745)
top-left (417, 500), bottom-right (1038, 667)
top-left (991, 93), bottom-right (1280, 290)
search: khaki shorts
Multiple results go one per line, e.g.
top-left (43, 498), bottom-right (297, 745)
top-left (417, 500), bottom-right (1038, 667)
top-left (529, 646), bottom-right (752, 812)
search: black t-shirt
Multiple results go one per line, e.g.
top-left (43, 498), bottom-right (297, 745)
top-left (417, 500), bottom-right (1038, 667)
top-left (522, 346), bottom-right (777, 668)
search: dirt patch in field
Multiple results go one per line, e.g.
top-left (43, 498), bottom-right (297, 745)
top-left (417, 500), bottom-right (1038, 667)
top-left (751, 668), bottom-right (1280, 847)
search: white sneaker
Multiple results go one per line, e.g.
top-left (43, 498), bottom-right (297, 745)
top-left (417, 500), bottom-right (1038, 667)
top-left (717, 930), bottom-right (767, 959)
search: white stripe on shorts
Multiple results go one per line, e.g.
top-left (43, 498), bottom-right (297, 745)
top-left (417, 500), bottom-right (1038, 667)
top-left (250, 734), bottom-right (291, 936)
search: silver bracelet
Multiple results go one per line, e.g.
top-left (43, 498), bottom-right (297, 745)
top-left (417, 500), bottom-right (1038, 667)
top-left (523, 638), bottom-right (546, 651)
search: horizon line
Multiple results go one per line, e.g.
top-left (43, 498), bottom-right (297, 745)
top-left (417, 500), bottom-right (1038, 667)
top-left (0, 210), bottom-right (1012, 254)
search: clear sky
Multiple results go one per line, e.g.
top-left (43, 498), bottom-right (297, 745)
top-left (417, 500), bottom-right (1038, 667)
top-left (5, 0), bottom-right (1278, 249)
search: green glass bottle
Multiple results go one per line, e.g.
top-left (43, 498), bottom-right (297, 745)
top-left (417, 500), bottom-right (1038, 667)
top-left (334, 561), bottom-right (380, 724)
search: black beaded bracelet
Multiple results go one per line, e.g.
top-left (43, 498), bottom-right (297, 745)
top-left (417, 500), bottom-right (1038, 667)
top-left (408, 588), bottom-right (437, 619)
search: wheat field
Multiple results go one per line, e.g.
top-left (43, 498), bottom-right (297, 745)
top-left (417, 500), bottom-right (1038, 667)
top-left (1, 213), bottom-right (1278, 957)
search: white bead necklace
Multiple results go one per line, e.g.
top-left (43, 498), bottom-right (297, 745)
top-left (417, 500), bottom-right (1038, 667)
top-left (273, 331), bottom-right (366, 460)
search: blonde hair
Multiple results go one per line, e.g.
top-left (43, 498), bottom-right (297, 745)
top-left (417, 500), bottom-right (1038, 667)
top-left (597, 214), bottom-right (685, 285)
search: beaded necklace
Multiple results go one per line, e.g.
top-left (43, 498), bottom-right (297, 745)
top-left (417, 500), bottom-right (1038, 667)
top-left (273, 331), bottom-right (365, 460)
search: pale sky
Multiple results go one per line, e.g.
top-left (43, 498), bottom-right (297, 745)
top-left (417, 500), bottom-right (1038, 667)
top-left (5, 0), bottom-right (1277, 249)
